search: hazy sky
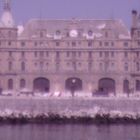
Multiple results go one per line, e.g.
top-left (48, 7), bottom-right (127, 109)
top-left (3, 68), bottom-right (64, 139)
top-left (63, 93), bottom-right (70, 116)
top-left (1, 0), bottom-right (140, 28)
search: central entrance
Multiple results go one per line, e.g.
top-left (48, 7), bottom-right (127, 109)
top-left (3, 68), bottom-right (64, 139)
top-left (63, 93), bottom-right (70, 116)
top-left (65, 77), bottom-right (82, 93)
top-left (33, 78), bottom-right (50, 93)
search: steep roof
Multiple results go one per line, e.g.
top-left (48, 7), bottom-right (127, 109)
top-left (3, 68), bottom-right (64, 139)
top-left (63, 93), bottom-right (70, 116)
top-left (19, 19), bottom-right (130, 40)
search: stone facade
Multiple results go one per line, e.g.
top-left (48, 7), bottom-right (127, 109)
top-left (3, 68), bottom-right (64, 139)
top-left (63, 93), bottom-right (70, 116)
top-left (0, 1), bottom-right (140, 95)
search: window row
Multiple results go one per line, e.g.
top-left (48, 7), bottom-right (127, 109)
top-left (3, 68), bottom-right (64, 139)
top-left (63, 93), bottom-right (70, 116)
top-left (1, 41), bottom-right (130, 47)
top-left (8, 79), bottom-right (26, 90)
top-left (8, 62), bottom-right (25, 71)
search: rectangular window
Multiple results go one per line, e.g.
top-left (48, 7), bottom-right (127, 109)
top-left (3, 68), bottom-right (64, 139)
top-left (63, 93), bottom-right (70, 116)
top-left (138, 31), bottom-right (140, 37)
top-left (105, 31), bottom-right (108, 38)
top-left (67, 42), bottom-right (70, 46)
top-left (88, 41), bottom-right (92, 47)
top-left (34, 52), bottom-right (37, 57)
top-left (56, 42), bottom-right (60, 46)
top-left (67, 52), bottom-right (70, 57)
top-left (46, 51), bottom-right (49, 57)
top-left (99, 41), bottom-right (102, 46)
top-left (105, 52), bottom-right (109, 57)
top-left (88, 52), bottom-right (92, 58)
top-left (104, 42), bottom-right (109, 46)
top-left (136, 62), bottom-right (140, 71)
top-left (21, 42), bottom-right (25, 47)
top-left (21, 62), bottom-right (25, 71)
top-left (56, 62), bottom-right (60, 71)
top-left (136, 52), bottom-right (139, 57)
top-left (34, 42), bottom-right (38, 47)
top-left (78, 52), bottom-right (81, 57)
top-left (124, 42), bottom-right (128, 47)
top-left (111, 52), bottom-right (114, 57)
top-left (111, 63), bottom-right (115, 70)
top-left (72, 52), bottom-right (76, 57)
top-left (124, 52), bottom-right (128, 58)
top-left (88, 61), bottom-right (92, 71)
top-left (8, 41), bottom-right (12, 46)
top-left (111, 42), bottom-right (114, 46)
top-left (99, 52), bottom-right (102, 57)
top-left (40, 52), bottom-right (44, 57)
top-left (21, 52), bottom-right (25, 57)
top-left (124, 62), bottom-right (128, 71)
top-left (72, 42), bottom-right (76, 47)
top-left (9, 51), bottom-right (12, 57)
top-left (56, 51), bottom-right (60, 58)
top-left (8, 61), bottom-right (12, 71)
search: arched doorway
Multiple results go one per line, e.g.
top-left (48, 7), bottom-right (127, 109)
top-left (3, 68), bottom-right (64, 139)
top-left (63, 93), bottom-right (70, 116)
top-left (98, 78), bottom-right (115, 95)
top-left (65, 77), bottom-right (82, 93)
top-left (33, 78), bottom-right (50, 93)
top-left (123, 80), bottom-right (129, 94)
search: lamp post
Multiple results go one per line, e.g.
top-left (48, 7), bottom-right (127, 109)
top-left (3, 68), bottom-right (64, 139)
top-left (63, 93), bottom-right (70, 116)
top-left (71, 79), bottom-right (76, 97)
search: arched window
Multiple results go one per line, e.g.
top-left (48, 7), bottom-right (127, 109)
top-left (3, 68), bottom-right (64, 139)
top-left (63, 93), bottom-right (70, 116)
top-left (21, 62), bottom-right (25, 71)
top-left (56, 30), bottom-right (61, 36)
top-left (88, 30), bottom-right (93, 36)
top-left (8, 79), bottom-right (13, 90)
top-left (20, 79), bottom-right (26, 89)
top-left (33, 78), bottom-right (50, 93)
top-left (98, 78), bottom-right (115, 94)
top-left (65, 77), bottom-right (83, 92)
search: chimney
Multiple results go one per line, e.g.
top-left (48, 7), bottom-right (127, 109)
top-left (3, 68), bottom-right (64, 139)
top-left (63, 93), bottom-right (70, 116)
top-left (132, 10), bottom-right (138, 28)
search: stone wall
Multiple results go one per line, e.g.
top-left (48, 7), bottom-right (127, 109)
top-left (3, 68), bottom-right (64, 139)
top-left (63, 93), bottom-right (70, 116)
top-left (0, 97), bottom-right (139, 114)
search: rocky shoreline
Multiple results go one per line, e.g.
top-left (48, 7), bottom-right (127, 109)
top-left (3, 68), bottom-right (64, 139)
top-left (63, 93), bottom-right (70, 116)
top-left (0, 108), bottom-right (140, 124)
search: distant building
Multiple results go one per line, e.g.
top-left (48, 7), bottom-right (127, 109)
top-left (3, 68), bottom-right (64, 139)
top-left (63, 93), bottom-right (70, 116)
top-left (0, 0), bottom-right (140, 95)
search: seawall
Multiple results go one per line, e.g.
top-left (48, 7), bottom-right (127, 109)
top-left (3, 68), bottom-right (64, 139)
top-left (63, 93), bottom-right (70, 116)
top-left (0, 96), bottom-right (139, 113)
top-left (0, 96), bottom-right (140, 123)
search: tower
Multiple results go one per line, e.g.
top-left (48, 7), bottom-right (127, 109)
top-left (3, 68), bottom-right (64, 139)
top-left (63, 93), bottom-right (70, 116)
top-left (0, 0), bottom-right (17, 40)
top-left (131, 10), bottom-right (140, 39)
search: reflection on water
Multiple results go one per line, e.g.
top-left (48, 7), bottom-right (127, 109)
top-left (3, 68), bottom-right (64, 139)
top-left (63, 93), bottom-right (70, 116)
top-left (0, 124), bottom-right (140, 140)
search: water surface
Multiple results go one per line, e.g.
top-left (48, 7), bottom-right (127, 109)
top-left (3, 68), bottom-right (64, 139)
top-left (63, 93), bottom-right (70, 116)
top-left (0, 124), bottom-right (139, 140)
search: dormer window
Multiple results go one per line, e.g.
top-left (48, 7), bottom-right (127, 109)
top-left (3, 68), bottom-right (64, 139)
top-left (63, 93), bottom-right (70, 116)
top-left (56, 30), bottom-right (61, 36)
top-left (88, 30), bottom-right (93, 36)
